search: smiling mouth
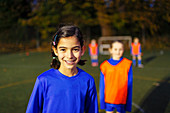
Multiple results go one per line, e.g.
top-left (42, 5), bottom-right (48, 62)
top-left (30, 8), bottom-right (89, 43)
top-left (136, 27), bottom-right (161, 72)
top-left (65, 60), bottom-right (76, 65)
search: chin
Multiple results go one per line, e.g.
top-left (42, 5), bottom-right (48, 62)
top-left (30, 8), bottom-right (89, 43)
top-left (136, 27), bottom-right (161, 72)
top-left (65, 65), bottom-right (76, 69)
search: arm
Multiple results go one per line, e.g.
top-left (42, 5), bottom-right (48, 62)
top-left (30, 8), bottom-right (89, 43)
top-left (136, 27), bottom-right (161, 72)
top-left (139, 44), bottom-right (142, 55)
top-left (125, 65), bottom-right (133, 112)
top-left (99, 72), bottom-right (105, 109)
top-left (85, 78), bottom-right (99, 113)
top-left (26, 78), bottom-right (44, 113)
top-left (130, 46), bottom-right (133, 55)
top-left (97, 45), bottom-right (99, 55)
top-left (88, 44), bottom-right (92, 56)
top-left (89, 47), bottom-right (91, 56)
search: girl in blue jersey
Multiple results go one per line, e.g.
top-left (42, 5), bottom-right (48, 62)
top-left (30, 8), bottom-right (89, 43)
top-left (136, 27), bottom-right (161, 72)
top-left (26, 25), bottom-right (98, 113)
top-left (99, 41), bottom-right (133, 113)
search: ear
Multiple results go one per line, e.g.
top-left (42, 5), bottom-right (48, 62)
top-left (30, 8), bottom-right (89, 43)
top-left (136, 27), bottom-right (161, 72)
top-left (109, 48), bottom-right (112, 54)
top-left (81, 45), bottom-right (86, 56)
top-left (52, 46), bottom-right (58, 56)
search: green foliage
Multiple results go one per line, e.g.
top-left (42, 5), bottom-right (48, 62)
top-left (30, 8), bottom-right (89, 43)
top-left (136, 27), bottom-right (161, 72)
top-left (0, 0), bottom-right (31, 30)
top-left (0, 0), bottom-right (32, 50)
top-left (0, 0), bottom-right (169, 50)
top-left (20, 0), bottom-right (62, 39)
top-left (20, 0), bottom-right (98, 39)
top-left (93, 0), bottom-right (170, 36)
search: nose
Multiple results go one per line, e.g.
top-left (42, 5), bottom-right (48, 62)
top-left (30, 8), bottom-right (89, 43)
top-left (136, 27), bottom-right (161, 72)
top-left (67, 50), bottom-right (74, 58)
top-left (117, 50), bottom-right (120, 55)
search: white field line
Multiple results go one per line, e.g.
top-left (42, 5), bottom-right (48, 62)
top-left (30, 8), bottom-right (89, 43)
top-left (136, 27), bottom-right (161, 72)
top-left (132, 102), bottom-right (145, 113)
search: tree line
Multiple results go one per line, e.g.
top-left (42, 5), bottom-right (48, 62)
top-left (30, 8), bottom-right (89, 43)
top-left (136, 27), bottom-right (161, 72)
top-left (0, 0), bottom-right (169, 51)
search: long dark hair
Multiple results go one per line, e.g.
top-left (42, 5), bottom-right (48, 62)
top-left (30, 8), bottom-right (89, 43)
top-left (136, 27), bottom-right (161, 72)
top-left (50, 25), bottom-right (86, 69)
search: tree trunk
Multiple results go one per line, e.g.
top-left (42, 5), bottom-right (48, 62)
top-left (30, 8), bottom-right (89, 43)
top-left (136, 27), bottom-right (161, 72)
top-left (141, 25), bottom-right (145, 46)
top-left (100, 23), bottom-right (114, 36)
top-left (86, 27), bottom-right (91, 45)
top-left (95, 1), bottom-right (115, 36)
top-left (36, 28), bottom-right (40, 49)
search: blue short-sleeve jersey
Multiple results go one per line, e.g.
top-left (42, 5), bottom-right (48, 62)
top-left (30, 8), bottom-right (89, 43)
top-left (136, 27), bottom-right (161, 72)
top-left (26, 67), bottom-right (98, 113)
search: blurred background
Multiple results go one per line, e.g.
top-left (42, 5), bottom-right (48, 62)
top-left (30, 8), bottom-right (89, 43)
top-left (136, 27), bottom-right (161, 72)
top-left (0, 0), bottom-right (169, 52)
top-left (0, 0), bottom-right (169, 113)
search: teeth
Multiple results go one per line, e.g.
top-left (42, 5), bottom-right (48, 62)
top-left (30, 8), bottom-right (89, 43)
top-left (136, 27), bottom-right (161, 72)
top-left (65, 60), bottom-right (75, 64)
top-left (67, 61), bottom-right (73, 63)
top-left (67, 60), bottom-right (74, 63)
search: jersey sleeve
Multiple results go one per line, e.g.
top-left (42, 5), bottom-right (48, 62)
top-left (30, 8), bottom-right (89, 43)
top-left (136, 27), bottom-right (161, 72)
top-left (26, 78), bottom-right (44, 113)
top-left (125, 65), bottom-right (133, 112)
top-left (85, 78), bottom-right (99, 113)
top-left (99, 71), bottom-right (105, 109)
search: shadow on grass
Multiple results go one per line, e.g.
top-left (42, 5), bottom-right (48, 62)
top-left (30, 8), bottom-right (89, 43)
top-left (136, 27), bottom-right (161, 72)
top-left (134, 76), bottom-right (170, 113)
top-left (143, 55), bottom-right (157, 65)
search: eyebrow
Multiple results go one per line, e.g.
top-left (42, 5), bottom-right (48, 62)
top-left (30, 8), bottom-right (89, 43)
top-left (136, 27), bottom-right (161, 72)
top-left (58, 46), bottom-right (81, 49)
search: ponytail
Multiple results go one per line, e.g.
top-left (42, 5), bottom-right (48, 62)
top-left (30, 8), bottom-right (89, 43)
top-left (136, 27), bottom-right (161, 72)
top-left (50, 58), bottom-right (60, 69)
top-left (78, 60), bottom-right (87, 66)
top-left (50, 50), bottom-right (60, 69)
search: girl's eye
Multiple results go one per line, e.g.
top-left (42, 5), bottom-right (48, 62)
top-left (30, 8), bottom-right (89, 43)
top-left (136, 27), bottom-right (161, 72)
top-left (60, 49), bottom-right (66, 52)
top-left (73, 49), bottom-right (80, 52)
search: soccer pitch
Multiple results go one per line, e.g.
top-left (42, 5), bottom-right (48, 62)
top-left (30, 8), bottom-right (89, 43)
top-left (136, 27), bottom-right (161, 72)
top-left (0, 50), bottom-right (169, 113)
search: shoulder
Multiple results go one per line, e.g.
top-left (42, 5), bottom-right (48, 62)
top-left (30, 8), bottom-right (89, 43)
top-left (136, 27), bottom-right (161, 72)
top-left (32, 69), bottom-right (56, 88)
top-left (78, 68), bottom-right (94, 80)
top-left (139, 43), bottom-right (141, 46)
top-left (78, 68), bottom-right (96, 89)
top-left (78, 68), bottom-right (96, 87)
top-left (123, 58), bottom-right (131, 62)
top-left (37, 68), bottom-right (56, 80)
top-left (100, 60), bottom-right (109, 68)
top-left (123, 58), bottom-right (132, 63)
top-left (100, 60), bottom-right (110, 73)
top-left (100, 60), bottom-right (108, 67)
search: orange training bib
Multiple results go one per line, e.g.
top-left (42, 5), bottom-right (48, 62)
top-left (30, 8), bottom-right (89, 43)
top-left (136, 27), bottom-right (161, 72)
top-left (100, 58), bottom-right (132, 104)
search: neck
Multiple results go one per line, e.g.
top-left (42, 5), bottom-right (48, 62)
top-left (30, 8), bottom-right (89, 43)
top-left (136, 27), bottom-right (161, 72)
top-left (58, 67), bottom-right (78, 77)
top-left (112, 57), bottom-right (121, 60)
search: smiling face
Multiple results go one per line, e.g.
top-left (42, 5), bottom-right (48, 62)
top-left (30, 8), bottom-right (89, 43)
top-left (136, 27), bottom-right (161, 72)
top-left (53, 36), bottom-right (85, 71)
top-left (109, 41), bottom-right (124, 60)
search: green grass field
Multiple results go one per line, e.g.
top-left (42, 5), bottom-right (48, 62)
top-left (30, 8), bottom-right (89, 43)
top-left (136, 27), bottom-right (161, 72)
top-left (0, 50), bottom-right (170, 113)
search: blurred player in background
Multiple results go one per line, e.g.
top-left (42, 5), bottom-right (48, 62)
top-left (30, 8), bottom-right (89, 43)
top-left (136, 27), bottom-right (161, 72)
top-left (131, 37), bottom-right (143, 68)
top-left (89, 39), bottom-right (99, 67)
